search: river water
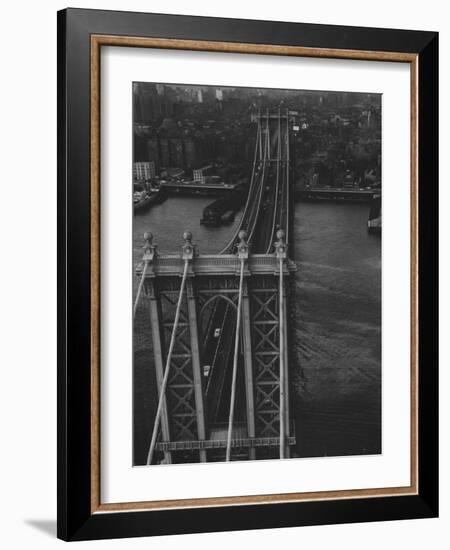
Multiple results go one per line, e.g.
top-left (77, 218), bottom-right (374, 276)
top-left (292, 202), bottom-right (381, 457)
top-left (133, 197), bottom-right (381, 461)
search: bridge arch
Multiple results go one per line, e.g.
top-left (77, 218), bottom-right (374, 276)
top-left (199, 294), bottom-right (237, 319)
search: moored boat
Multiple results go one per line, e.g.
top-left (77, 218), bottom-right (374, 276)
top-left (367, 194), bottom-right (381, 234)
top-left (133, 189), bottom-right (166, 213)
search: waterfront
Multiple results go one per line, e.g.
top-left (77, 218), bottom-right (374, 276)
top-left (133, 197), bottom-right (381, 462)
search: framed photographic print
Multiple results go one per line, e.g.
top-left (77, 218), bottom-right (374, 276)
top-left (57, 8), bottom-right (438, 541)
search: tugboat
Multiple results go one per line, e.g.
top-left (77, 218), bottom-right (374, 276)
top-left (200, 191), bottom-right (243, 226)
top-left (133, 188), bottom-right (166, 213)
top-left (367, 194), bottom-right (381, 234)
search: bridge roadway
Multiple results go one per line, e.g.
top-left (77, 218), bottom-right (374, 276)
top-left (203, 110), bottom-right (292, 439)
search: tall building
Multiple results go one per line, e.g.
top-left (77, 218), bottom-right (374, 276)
top-left (133, 83), bottom-right (174, 122)
top-left (133, 161), bottom-right (156, 181)
top-left (193, 164), bottom-right (214, 183)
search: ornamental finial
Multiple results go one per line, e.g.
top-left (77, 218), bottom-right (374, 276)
top-left (182, 231), bottom-right (196, 260)
top-left (276, 229), bottom-right (285, 241)
top-left (237, 230), bottom-right (249, 260)
top-left (275, 228), bottom-right (287, 259)
top-left (143, 231), bottom-right (157, 261)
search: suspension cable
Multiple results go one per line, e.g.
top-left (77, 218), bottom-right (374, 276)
top-left (133, 260), bottom-right (149, 318)
top-left (219, 120), bottom-right (261, 254)
top-left (146, 258), bottom-right (189, 465)
top-left (285, 108), bottom-right (290, 246)
top-left (225, 257), bottom-right (245, 461)
top-left (266, 107), bottom-right (282, 254)
top-left (247, 113), bottom-right (270, 244)
top-left (279, 255), bottom-right (286, 459)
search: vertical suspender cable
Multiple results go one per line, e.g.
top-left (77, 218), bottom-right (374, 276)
top-left (225, 258), bottom-right (245, 461)
top-left (279, 256), bottom-right (286, 459)
top-left (146, 259), bottom-right (189, 465)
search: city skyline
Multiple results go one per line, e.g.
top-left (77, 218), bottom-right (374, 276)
top-left (133, 81), bottom-right (381, 192)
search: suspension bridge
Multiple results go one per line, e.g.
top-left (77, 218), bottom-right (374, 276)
top-left (135, 109), bottom-right (297, 464)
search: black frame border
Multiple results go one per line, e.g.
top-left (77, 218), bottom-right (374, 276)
top-left (57, 8), bottom-right (438, 541)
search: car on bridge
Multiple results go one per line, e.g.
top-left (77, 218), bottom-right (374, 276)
top-left (203, 365), bottom-right (211, 377)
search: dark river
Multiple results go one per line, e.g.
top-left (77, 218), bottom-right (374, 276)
top-left (133, 197), bottom-right (381, 463)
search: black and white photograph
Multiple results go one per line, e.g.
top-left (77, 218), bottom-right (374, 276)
top-left (0, 0), bottom-right (443, 546)
top-left (132, 82), bottom-right (382, 466)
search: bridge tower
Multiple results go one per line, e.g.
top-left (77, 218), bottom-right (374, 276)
top-left (136, 230), bottom-right (296, 464)
top-left (135, 109), bottom-right (297, 464)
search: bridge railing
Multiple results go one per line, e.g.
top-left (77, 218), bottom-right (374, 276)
top-left (137, 251), bottom-right (296, 277)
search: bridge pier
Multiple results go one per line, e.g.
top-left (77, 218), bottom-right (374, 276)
top-left (186, 277), bottom-right (207, 462)
top-left (242, 278), bottom-right (256, 460)
top-left (142, 234), bottom-right (172, 464)
top-left (283, 300), bottom-right (291, 459)
top-left (147, 278), bottom-right (173, 464)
